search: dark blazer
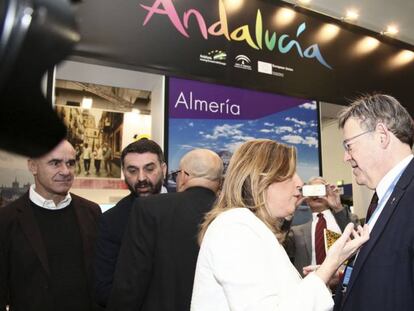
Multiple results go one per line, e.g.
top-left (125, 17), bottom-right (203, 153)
top-left (107, 186), bottom-right (216, 311)
top-left (287, 208), bottom-right (357, 276)
top-left (334, 158), bottom-right (414, 311)
top-left (0, 192), bottom-right (101, 311)
top-left (94, 193), bottom-right (135, 307)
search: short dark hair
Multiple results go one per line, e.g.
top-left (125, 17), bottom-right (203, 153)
top-left (121, 138), bottom-right (165, 167)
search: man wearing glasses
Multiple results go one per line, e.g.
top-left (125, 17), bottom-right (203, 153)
top-left (107, 148), bottom-right (223, 311)
top-left (94, 139), bottom-right (167, 308)
top-left (334, 94), bottom-right (414, 311)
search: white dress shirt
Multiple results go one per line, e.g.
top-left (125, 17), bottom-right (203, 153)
top-left (311, 209), bottom-right (342, 265)
top-left (29, 184), bottom-right (72, 210)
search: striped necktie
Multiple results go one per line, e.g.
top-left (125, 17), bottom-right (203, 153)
top-left (315, 213), bottom-right (327, 265)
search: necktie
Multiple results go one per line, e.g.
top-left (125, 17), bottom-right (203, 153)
top-left (315, 213), bottom-right (327, 265)
top-left (365, 192), bottom-right (379, 223)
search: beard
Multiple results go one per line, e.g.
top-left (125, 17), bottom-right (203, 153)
top-left (128, 178), bottom-right (163, 197)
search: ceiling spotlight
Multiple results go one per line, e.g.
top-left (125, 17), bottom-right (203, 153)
top-left (274, 8), bottom-right (296, 27)
top-left (388, 50), bottom-right (414, 68)
top-left (382, 24), bottom-right (399, 36)
top-left (223, 0), bottom-right (244, 13)
top-left (343, 9), bottom-right (359, 22)
top-left (317, 24), bottom-right (341, 43)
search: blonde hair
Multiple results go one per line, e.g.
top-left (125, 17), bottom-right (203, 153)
top-left (198, 139), bottom-right (297, 244)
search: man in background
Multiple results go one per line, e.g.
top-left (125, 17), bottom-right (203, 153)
top-left (102, 143), bottom-right (113, 177)
top-left (83, 142), bottom-right (92, 175)
top-left (334, 94), bottom-right (414, 310)
top-left (0, 140), bottom-right (101, 311)
top-left (286, 176), bottom-right (357, 276)
top-left (94, 138), bottom-right (167, 307)
top-left (107, 148), bottom-right (223, 311)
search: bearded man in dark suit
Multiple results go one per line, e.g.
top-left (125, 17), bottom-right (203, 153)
top-left (94, 139), bottom-right (167, 307)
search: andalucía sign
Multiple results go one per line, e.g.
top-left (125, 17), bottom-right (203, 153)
top-left (75, 0), bottom-right (414, 108)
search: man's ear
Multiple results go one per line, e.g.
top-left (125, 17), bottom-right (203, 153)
top-left (376, 123), bottom-right (390, 148)
top-left (28, 159), bottom-right (38, 175)
top-left (161, 162), bottom-right (167, 179)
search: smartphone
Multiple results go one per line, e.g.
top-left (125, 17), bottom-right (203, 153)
top-left (302, 184), bottom-right (326, 197)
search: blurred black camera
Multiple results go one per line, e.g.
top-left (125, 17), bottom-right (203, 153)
top-left (0, 0), bottom-right (79, 156)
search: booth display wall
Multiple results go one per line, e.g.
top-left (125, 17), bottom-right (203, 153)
top-left (69, 0), bottom-right (413, 211)
top-left (74, 0), bottom-right (414, 113)
top-left (166, 77), bottom-right (321, 188)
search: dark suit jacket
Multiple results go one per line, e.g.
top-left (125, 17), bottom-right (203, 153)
top-left (287, 208), bottom-right (357, 276)
top-left (107, 186), bottom-right (216, 311)
top-left (0, 192), bottom-right (101, 311)
top-left (334, 158), bottom-right (414, 311)
top-left (94, 193), bottom-right (135, 307)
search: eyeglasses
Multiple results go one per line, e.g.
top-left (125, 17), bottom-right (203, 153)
top-left (169, 169), bottom-right (189, 182)
top-left (342, 130), bottom-right (373, 152)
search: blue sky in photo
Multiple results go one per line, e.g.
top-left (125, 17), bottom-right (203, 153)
top-left (168, 102), bottom-right (320, 182)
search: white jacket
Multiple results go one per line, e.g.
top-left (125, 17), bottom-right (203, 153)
top-left (191, 208), bottom-right (333, 311)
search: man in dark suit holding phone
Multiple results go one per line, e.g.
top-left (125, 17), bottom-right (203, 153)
top-left (334, 94), bottom-right (414, 311)
top-left (285, 176), bottom-right (357, 276)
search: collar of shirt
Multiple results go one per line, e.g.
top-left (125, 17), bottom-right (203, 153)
top-left (29, 184), bottom-right (72, 210)
top-left (368, 154), bottom-right (413, 230)
top-left (312, 208), bottom-right (333, 222)
top-left (161, 185), bottom-right (168, 194)
top-left (376, 154), bottom-right (413, 203)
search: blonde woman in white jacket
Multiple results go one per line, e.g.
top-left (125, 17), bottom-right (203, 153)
top-left (191, 139), bottom-right (369, 311)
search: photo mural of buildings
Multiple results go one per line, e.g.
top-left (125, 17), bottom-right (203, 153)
top-left (168, 77), bottom-right (320, 186)
top-left (0, 150), bottom-right (33, 208)
top-left (56, 105), bottom-right (124, 179)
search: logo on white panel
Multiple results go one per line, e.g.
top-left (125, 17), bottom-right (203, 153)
top-left (234, 55), bottom-right (252, 70)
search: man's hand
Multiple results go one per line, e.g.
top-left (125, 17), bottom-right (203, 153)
top-left (326, 184), bottom-right (343, 212)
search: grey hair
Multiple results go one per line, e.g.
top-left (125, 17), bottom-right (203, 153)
top-left (307, 176), bottom-right (328, 185)
top-left (338, 94), bottom-right (414, 147)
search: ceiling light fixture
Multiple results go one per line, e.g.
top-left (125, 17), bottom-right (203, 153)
top-left (381, 24), bottom-right (399, 36)
top-left (343, 8), bottom-right (359, 22)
